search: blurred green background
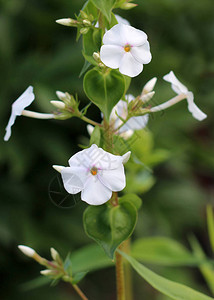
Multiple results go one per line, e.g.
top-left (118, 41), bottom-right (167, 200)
top-left (0, 0), bottom-right (214, 299)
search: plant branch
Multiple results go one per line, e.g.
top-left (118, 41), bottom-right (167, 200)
top-left (81, 115), bottom-right (102, 127)
top-left (115, 244), bottom-right (125, 300)
top-left (73, 284), bottom-right (89, 300)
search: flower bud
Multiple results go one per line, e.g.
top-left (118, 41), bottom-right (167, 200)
top-left (18, 245), bottom-right (35, 257)
top-left (83, 19), bottom-right (91, 26)
top-left (50, 101), bottom-right (66, 110)
top-left (52, 165), bottom-right (65, 173)
top-left (56, 91), bottom-right (67, 100)
top-left (120, 3), bottom-right (138, 10)
top-left (142, 77), bottom-right (157, 95)
top-left (141, 91), bottom-right (155, 103)
top-left (40, 269), bottom-right (56, 276)
top-left (80, 27), bottom-right (89, 35)
top-left (80, 10), bottom-right (88, 20)
top-left (122, 151), bottom-right (131, 163)
top-left (93, 52), bottom-right (100, 62)
top-left (87, 125), bottom-right (94, 136)
top-left (56, 18), bottom-right (77, 27)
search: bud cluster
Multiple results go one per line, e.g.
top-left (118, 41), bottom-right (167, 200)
top-left (18, 245), bottom-right (72, 283)
top-left (51, 91), bottom-right (81, 120)
top-left (56, 10), bottom-right (94, 35)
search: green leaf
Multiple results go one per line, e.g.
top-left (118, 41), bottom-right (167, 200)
top-left (84, 68), bottom-right (126, 119)
top-left (83, 201), bottom-right (137, 259)
top-left (91, 0), bottom-right (116, 22)
top-left (69, 243), bottom-right (114, 274)
top-left (89, 126), bottom-right (101, 146)
top-left (120, 251), bottom-right (214, 300)
top-left (207, 205), bottom-right (214, 253)
top-left (71, 272), bottom-right (88, 285)
top-left (119, 193), bottom-right (142, 211)
top-left (189, 235), bottom-right (214, 295)
top-left (82, 28), bottom-right (102, 65)
top-left (79, 60), bottom-right (91, 77)
top-left (131, 237), bottom-right (201, 266)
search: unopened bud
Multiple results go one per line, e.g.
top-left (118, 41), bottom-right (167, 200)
top-left (141, 91), bottom-right (155, 103)
top-left (50, 247), bottom-right (60, 261)
top-left (18, 245), bottom-right (35, 258)
top-left (50, 101), bottom-right (66, 110)
top-left (56, 91), bottom-right (66, 100)
top-left (80, 27), bottom-right (89, 35)
top-left (87, 125), bottom-right (94, 136)
top-left (56, 18), bottom-right (77, 27)
top-left (52, 165), bottom-right (65, 173)
top-left (40, 269), bottom-right (55, 276)
top-left (98, 62), bottom-right (105, 68)
top-left (93, 52), bottom-right (100, 62)
top-left (80, 10), bottom-right (88, 20)
top-left (83, 19), bottom-right (91, 26)
top-left (120, 3), bottom-right (138, 10)
top-left (142, 77), bottom-right (157, 95)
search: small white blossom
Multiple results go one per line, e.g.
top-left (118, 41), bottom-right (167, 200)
top-left (4, 86), bottom-right (35, 141)
top-left (100, 24), bottom-right (151, 77)
top-left (50, 100), bottom-right (66, 109)
top-left (56, 144), bottom-right (130, 205)
top-left (110, 94), bottom-right (149, 136)
top-left (115, 14), bottom-right (130, 26)
top-left (163, 71), bottom-right (207, 121)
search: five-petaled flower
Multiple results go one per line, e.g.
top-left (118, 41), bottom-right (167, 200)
top-left (53, 144), bottom-right (131, 205)
top-left (163, 71), bottom-right (207, 121)
top-left (100, 24), bottom-right (152, 77)
top-left (4, 86), bottom-right (35, 141)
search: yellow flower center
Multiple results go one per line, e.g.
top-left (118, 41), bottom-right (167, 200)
top-left (124, 45), bottom-right (131, 52)
top-left (90, 167), bottom-right (98, 176)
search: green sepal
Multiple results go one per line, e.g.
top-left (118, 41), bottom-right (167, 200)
top-left (89, 126), bottom-right (101, 146)
top-left (83, 201), bottom-right (137, 259)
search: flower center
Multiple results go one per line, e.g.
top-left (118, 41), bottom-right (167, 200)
top-left (124, 45), bottom-right (131, 52)
top-left (90, 167), bottom-right (98, 176)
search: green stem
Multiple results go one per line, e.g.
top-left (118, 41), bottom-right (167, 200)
top-left (81, 115), bottom-right (102, 127)
top-left (123, 239), bottom-right (133, 300)
top-left (72, 284), bottom-right (89, 300)
top-left (116, 244), bottom-right (125, 300)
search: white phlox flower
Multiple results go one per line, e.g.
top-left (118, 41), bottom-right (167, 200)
top-left (163, 71), bottom-right (207, 121)
top-left (110, 94), bottom-right (149, 137)
top-left (55, 144), bottom-right (131, 205)
top-left (100, 23), bottom-right (152, 77)
top-left (4, 86), bottom-right (35, 141)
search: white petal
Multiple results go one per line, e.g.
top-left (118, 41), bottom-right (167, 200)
top-left (98, 164), bottom-right (126, 192)
top-left (122, 151), bottom-right (131, 164)
top-left (121, 114), bottom-right (149, 131)
top-left (12, 86), bottom-right (35, 115)
top-left (186, 92), bottom-right (207, 121)
top-left (115, 14), bottom-right (130, 26)
top-left (103, 24), bottom-right (127, 46)
top-left (81, 176), bottom-right (112, 205)
top-left (163, 71), bottom-right (188, 95)
top-left (100, 45), bottom-right (124, 69)
top-left (119, 52), bottom-right (143, 77)
top-left (126, 94), bottom-right (135, 103)
top-left (4, 114), bottom-right (16, 141)
top-left (4, 86), bottom-right (35, 141)
top-left (103, 24), bottom-right (147, 47)
top-left (122, 24), bottom-right (148, 47)
top-left (61, 167), bottom-right (84, 194)
top-left (131, 41), bottom-right (152, 64)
